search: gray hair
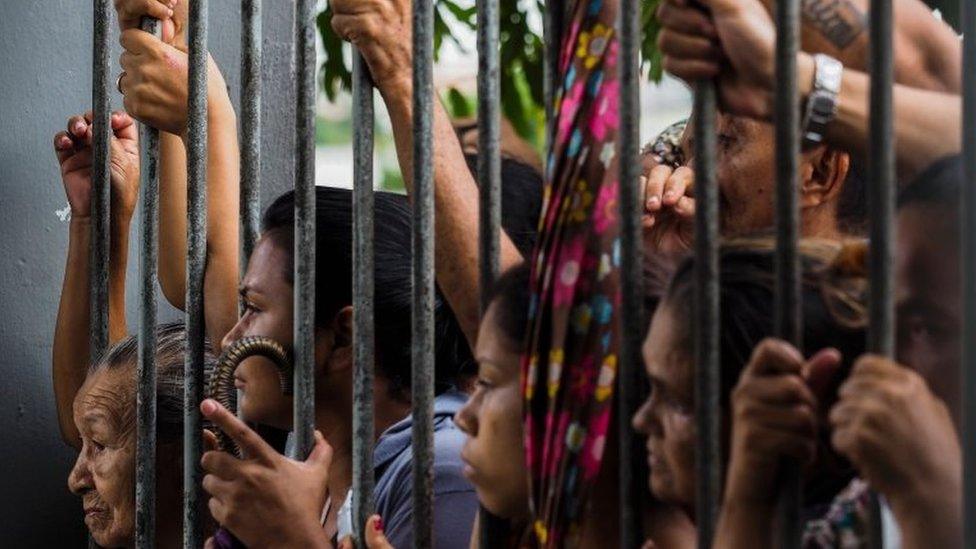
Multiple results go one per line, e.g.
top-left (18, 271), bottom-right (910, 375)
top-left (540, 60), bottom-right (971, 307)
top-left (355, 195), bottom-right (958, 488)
top-left (91, 322), bottom-right (217, 443)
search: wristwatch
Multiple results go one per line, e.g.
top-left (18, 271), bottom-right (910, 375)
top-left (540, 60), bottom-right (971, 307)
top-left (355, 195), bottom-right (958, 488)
top-left (801, 54), bottom-right (843, 150)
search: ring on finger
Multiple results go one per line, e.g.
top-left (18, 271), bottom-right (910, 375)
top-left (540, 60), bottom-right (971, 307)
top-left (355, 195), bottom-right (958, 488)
top-left (117, 72), bottom-right (126, 95)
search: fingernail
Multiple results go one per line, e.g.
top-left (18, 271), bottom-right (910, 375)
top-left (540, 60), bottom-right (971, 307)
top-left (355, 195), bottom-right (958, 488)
top-left (374, 517), bottom-right (384, 533)
top-left (201, 399), bottom-right (217, 414)
top-left (647, 196), bottom-right (659, 207)
top-left (664, 191), bottom-right (675, 200)
top-left (73, 122), bottom-right (85, 133)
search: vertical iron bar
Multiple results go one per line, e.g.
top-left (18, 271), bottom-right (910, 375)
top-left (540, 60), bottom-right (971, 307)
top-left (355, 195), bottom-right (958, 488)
top-left (962, 0), bottom-right (976, 544)
top-left (294, 0), bottom-right (317, 460)
top-left (477, 0), bottom-right (506, 542)
top-left (773, 0), bottom-right (802, 543)
top-left (183, 0), bottom-right (208, 546)
top-left (618, 0), bottom-right (643, 545)
top-left (412, 0), bottom-right (436, 545)
top-left (240, 0), bottom-right (262, 265)
top-left (90, 0), bottom-right (111, 362)
top-left (477, 0), bottom-right (501, 311)
top-left (135, 20), bottom-right (161, 549)
top-left (351, 53), bottom-right (376, 549)
top-left (867, 0), bottom-right (895, 545)
top-left (544, 0), bottom-right (564, 137)
top-left (693, 83), bottom-right (720, 548)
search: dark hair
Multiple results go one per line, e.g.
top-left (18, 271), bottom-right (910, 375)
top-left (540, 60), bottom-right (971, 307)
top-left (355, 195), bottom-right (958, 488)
top-left (261, 187), bottom-right (468, 397)
top-left (484, 262), bottom-right (533, 348)
top-left (463, 153), bottom-right (544, 258)
top-left (91, 322), bottom-right (217, 443)
top-left (837, 155), bottom-right (868, 235)
top-left (664, 238), bottom-right (868, 502)
top-left (897, 154), bottom-right (962, 211)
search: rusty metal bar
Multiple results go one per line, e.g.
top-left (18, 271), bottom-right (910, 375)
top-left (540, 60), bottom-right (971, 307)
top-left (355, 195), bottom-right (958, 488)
top-left (135, 19), bottom-right (161, 549)
top-left (240, 0), bottom-right (262, 265)
top-left (477, 0), bottom-right (501, 311)
top-left (90, 0), bottom-right (111, 362)
top-left (693, 82), bottom-right (721, 548)
top-left (351, 52), bottom-right (376, 548)
top-left (294, 0), bottom-right (317, 460)
top-left (412, 0), bottom-right (435, 545)
top-left (618, 0), bottom-right (643, 544)
top-left (963, 0), bottom-right (976, 543)
top-left (772, 0), bottom-right (803, 543)
top-left (183, 0), bottom-right (208, 545)
top-left (963, 0), bottom-right (976, 538)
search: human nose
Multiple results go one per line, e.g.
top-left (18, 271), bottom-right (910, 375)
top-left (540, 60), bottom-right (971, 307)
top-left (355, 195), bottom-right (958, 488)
top-left (454, 396), bottom-right (478, 436)
top-left (68, 450), bottom-right (93, 495)
top-left (221, 319), bottom-right (245, 352)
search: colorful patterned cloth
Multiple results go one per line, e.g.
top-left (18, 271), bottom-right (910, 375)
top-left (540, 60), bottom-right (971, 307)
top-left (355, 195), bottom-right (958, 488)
top-left (802, 478), bottom-right (875, 548)
top-left (521, 0), bottom-right (622, 546)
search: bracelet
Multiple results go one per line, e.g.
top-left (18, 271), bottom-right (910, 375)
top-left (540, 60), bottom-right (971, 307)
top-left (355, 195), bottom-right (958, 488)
top-left (801, 54), bottom-right (843, 150)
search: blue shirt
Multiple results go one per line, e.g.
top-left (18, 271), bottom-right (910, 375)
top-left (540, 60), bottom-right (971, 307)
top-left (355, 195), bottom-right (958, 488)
top-left (372, 389), bottom-right (478, 549)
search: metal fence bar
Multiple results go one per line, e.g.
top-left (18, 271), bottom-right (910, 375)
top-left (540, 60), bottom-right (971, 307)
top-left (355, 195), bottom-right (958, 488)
top-left (772, 0), bottom-right (802, 543)
top-left (544, 0), bottom-right (564, 133)
top-left (294, 0), bottom-right (317, 460)
top-left (90, 0), bottom-right (111, 362)
top-left (962, 0), bottom-right (976, 543)
top-left (866, 0), bottom-right (895, 545)
top-left (477, 0), bottom-right (501, 311)
top-left (692, 82), bottom-right (720, 548)
top-left (617, 0), bottom-right (643, 544)
top-left (135, 19), bottom-right (161, 549)
top-left (240, 0), bottom-right (262, 264)
top-left (412, 0), bottom-right (436, 545)
top-left (183, 0), bottom-right (208, 545)
top-left (351, 52), bottom-right (376, 548)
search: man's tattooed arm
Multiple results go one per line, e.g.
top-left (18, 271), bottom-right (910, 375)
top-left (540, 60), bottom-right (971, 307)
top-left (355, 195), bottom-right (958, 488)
top-left (801, 0), bottom-right (866, 49)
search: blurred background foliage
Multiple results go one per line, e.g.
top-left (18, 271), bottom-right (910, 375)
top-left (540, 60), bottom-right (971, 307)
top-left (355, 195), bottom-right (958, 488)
top-left (317, 0), bottom-right (664, 148)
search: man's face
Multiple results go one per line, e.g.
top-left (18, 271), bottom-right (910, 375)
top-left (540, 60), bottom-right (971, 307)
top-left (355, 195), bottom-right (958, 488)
top-left (631, 304), bottom-right (696, 510)
top-left (896, 204), bottom-right (962, 423)
top-left (68, 368), bottom-right (136, 548)
top-left (220, 235), bottom-right (296, 429)
top-left (684, 114), bottom-right (778, 236)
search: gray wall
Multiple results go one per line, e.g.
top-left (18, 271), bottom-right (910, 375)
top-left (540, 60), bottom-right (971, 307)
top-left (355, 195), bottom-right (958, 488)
top-left (0, 1), bottom-right (297, 544)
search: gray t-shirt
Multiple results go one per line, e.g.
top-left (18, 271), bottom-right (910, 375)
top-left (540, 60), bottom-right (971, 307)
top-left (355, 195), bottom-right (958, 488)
top-left (372, 389), bottom-right (478, 549)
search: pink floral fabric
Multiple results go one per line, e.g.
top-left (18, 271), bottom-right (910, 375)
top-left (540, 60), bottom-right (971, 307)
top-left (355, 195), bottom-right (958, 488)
top-left (521, 0), bottom-right (621, 545)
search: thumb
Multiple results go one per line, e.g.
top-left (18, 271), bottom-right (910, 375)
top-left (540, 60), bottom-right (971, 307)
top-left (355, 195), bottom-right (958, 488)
top-left (364, 515), bottom-right (394, 548)
top-left (804, 348), bottom-right (843, 404)
top-left (306, 431), bottom-right (334, 471)
top-left (162, 19), bottom-right (176, 43)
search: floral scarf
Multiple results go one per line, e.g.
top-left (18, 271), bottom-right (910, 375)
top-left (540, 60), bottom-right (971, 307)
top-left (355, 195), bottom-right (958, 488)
top-left (521, 0), bottom-right (622, 545)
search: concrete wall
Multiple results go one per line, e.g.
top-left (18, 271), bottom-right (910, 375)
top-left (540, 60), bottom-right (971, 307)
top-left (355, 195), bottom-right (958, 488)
top-left (0, 1), bottom-right (297, 543)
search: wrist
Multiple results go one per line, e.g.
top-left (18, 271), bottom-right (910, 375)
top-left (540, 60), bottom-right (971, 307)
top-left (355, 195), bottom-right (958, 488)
top-left (798, 53), bottom-right (816, 103)
top-left (69, 215), bottom-right (92, 228)
top-left (375, 70), bottom-right (413, 101)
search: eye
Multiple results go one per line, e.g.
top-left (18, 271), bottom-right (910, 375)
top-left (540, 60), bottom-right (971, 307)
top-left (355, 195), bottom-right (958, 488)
top-left (475, 377), bottom-right (494, 390)
top-left (241, 299), bottom-right (260, 315)
top-left (90, 440), bottom-right (106, 455)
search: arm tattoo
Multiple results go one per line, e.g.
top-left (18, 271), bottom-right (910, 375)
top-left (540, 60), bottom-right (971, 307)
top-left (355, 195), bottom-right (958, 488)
top-left (801, 0), bottom-right (867, 49)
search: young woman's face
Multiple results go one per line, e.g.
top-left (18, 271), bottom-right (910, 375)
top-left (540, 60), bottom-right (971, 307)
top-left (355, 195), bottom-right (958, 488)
top-left (220, 235), bottom-right (295, 429)
top-left (896, 205), bottom-right (962, 422)
top-left (68, 367), bottom-right (136, 548)
top-left (454, 303), bottom-right (529, 519)
top-left (631, 303), bottom-right (696, 510)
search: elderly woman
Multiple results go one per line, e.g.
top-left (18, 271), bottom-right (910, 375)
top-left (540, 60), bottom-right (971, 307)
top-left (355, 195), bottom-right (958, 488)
top-left (52, 111), bottom-right (218, 547)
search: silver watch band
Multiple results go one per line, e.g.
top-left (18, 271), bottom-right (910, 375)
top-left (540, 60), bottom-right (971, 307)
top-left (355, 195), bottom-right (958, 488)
top-left (801, 54), bottom-right (843, 150)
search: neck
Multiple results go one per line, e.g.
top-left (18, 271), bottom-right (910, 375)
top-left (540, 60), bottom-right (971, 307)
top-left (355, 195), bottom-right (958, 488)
top-left (801, 205), bottom-right (845, 239)
top-left (312, 377), bottom-right (412, 505)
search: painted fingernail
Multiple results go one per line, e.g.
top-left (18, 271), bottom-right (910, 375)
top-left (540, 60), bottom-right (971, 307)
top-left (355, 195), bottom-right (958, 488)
top-left (374, 517), bottom-right (384, 533)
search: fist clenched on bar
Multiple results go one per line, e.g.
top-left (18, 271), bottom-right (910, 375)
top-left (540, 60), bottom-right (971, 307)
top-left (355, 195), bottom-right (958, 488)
top-left (330, 0), bottom-right (413, 94)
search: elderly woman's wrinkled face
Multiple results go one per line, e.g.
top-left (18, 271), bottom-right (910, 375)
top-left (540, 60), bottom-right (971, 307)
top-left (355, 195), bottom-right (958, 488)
top-left (220, 235), bottom-right (295, 429)
top-left (454, 303), bottom-right (529, 520)
top-left (631, 303), bottom-right (696, 510)
top-left (68, 367), bottom-right (136, 548)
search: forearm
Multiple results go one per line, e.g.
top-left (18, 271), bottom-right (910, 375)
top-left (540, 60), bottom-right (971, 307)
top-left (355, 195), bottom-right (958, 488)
top-left (888, 472), bottom-right (962, 549)
top-left (712, 499), bottom-right (774, 549)
top-left (109, 209), bottom-right (132, 343)
top-left (783, 0), bottom-right (961, 92)
top-left (158, 56), bottom-right (241, 348)
top-left (53, 220), bottom-right (94, 447)
top-left (796, 54), bottom-right (962, 183)
top-left (379, 78), bottom-right (523, 348)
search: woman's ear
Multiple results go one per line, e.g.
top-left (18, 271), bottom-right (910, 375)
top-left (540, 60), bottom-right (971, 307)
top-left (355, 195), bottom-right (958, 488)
top-left (332, 306), bottom-right (354, 348)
